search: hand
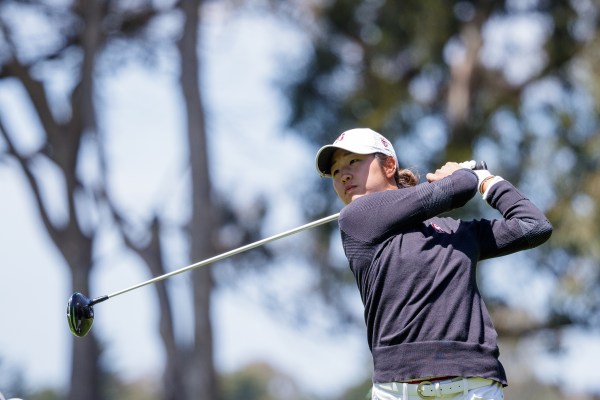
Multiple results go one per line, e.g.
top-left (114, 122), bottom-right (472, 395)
top-left (426, 162), bottom-right (463, 182)
top-left (474, 170), bottom-right (495, 194)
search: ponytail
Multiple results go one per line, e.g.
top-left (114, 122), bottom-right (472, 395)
top-left (374, 153), bottom-right (419, 188)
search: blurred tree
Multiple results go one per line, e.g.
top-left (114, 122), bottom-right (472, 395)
top-left (2, 0), bottom-right (600, 398)
top-left (332, 375), bottom-right (372, 400)
top-left (28, 389), bottom-right (62, 400)
top-left (0, 0), bottom-right (237, 399)
top-left (176, 0), bottom-right (217, 398)
top-left (219, 362), bottom-right (310, 400)
top-left (0, 0), bottom-right (129, 397)
top-left (276, 0), bottom-right (600, 396)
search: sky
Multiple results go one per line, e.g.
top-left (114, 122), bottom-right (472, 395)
top-left (1, 4), bottom-right (600, 400)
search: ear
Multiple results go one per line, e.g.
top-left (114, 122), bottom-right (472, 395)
top-left (384, 156), bottom-right (397, 178)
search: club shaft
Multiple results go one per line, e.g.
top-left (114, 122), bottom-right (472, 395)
top-left (92, 161), bottom-right (486, 304)
top-left (103, 212), bottom-right (341, 301)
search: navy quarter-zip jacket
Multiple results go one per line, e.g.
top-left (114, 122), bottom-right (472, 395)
top-left (338, 169), bottom-right (552, 384)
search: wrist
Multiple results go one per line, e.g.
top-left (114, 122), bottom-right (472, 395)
top-left (481, 176), bottom-right (505, 200)
top-left (473, 169), bottom-right (492, 193)
top-left (479, 175), bottom-right (495, 194)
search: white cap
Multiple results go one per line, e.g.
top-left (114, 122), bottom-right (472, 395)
top-left (315, 128), bottom-right (398, 177)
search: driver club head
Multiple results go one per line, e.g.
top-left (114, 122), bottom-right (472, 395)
top-left (67, 292), bottom-right (94, 337)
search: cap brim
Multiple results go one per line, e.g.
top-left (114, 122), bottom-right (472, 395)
top-left (315, 143), bottom-right (377, 177)
top-left (315, 145), bottom-right (337, 177)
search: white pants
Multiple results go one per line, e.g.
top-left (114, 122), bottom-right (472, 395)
top-left (372, 378), bottom-right (504, 400)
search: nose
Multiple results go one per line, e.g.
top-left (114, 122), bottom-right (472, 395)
top-left (341, 171), bottom-right (351, 183)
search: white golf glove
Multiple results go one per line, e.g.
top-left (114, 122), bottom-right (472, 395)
top-left (458, 160), bottom-right (479, 170)
top-left (459, 160), bottom-right (504, 199)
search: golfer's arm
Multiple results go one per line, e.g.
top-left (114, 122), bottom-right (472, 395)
top-left (479, 181), bottom-right (553, 258)
top-left (340, 170), bottom-right (478, 242)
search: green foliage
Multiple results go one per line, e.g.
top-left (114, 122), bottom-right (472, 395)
top-left (27, 389), bottom-right (62, 400)
top-left (281, 0), bottom-right (600, 370)
top-left (219, 362), bottom-right (314, 400)
top-left (332, 376), bottom-right (372, 400)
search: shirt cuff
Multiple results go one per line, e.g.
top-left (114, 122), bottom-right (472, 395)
top-left (482, 176), bottom-right (505, 200)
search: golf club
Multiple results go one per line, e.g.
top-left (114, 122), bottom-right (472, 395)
top-left (67, 212), bottom-right (340, 337)
top-left (67, 160), bottom-right (487, 337)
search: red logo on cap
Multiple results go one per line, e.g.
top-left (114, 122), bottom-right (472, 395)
top-left (380, 138), bottom-right (389, 148)
top-left (335, 133), bottom-right (345, 143)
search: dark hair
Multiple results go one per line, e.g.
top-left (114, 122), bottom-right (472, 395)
top-left (374, 153), bottom-right (419, 188)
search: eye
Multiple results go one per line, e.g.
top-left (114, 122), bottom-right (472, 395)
top-left (349, 158), bottom-right (360, 165)
top-left (331, 168), bottom-right (339, 177)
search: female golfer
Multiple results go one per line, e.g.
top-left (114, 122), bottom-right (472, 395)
top-left (315, 128), bottom-right (552, 400)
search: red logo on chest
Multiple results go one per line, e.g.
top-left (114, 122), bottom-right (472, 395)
top-left (431, 223), bottom-right (445, 233)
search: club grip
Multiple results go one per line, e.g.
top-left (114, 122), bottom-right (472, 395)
top-left (473, 161), bottom-right (487, 170)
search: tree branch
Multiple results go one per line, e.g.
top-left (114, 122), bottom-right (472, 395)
top-left (0, 115), bottom-right (63, 245)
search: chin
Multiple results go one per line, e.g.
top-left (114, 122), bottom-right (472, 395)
top-left (349, 194), bottom-right (365, 203)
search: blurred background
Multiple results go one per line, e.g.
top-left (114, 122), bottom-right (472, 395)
top-left (1, 1), bottom-right (599, 399)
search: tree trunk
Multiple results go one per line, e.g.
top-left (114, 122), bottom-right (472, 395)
top-left (69, 260), bottom-right (103, 400)
top-left (66, 1), bottom-right (105, 396)
top-left (177, 0), bottom-right (218, 399)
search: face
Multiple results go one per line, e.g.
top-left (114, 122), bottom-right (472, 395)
top-left (330, 149), bottom-right (397, 205)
